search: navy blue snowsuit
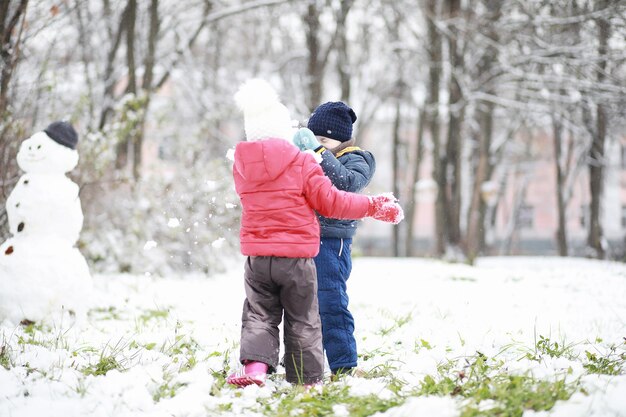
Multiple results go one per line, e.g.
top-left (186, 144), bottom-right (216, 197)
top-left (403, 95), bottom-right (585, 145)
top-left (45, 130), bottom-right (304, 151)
top-left (313, 144), bottom-right (375, 372)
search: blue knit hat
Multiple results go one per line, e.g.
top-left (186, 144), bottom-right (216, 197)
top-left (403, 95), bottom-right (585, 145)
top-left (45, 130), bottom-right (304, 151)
top-left (307, 102), bottom-right (357, 143)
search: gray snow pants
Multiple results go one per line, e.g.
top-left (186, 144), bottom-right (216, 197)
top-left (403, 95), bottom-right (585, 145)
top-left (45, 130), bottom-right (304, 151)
top-left (239, 256), bottom-right (324, 384)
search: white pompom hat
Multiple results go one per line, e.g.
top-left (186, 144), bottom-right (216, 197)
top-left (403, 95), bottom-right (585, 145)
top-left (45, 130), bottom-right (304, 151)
top-left (234, 79), bottom-right (295, 141)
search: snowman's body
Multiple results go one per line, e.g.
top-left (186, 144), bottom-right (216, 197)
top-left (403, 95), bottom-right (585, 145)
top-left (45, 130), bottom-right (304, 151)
top-left (7, 174), bottom-right (83, 243)
top-left (0, 130), bottom-right (92, 324)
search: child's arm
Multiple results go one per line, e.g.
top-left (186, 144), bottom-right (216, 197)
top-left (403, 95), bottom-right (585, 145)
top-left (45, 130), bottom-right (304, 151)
top-left (302, 157), bottom-right (403, 224)
top-left (303, 160), bottom-right (369, 219)
top-left (319, 150), bottom-right (374, 192)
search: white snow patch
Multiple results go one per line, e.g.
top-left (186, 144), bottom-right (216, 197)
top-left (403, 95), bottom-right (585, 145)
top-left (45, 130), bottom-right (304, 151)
top-left (1, 257), bottom-right (625, 417)
top-left (143, 240), bottom-right (158, 251)
top-left (211, 238), bottom-right (226, 248)
top-left (372, 396), bottom-right (459, 417)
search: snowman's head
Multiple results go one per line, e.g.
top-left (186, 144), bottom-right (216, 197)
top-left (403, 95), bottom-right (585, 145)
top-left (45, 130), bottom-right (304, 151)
top-left (17, 131), bottom-right (79, 174)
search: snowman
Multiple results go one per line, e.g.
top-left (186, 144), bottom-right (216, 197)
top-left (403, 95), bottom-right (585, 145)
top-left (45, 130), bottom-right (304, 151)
top-left (0, 121), bottom-right (92, 325)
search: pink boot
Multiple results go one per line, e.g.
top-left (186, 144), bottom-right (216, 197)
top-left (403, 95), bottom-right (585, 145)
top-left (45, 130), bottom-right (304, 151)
top-left (304, 380), bottom-right (323, 390)
top-left (227, 361), bottom-right (268, 387)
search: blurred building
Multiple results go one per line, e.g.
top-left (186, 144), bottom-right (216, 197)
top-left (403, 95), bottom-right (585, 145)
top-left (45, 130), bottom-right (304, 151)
top-left (355, 119), bottom-right (626, 258)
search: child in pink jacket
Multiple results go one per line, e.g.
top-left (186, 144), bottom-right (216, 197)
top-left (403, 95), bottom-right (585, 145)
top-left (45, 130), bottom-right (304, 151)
top-left (227, 79), bottom-right (402, 387)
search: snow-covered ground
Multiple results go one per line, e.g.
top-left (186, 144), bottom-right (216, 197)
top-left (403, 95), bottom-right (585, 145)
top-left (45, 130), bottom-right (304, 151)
top-left (1, 256), bottom-right (625, 417)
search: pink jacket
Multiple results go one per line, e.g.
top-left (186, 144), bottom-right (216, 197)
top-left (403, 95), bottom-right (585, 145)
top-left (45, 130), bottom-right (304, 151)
top-left (233, 138), bottom-right (370, 257)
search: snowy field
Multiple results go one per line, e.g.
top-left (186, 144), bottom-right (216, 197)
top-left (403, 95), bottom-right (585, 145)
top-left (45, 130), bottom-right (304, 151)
top-left (1, 256), bottom-right (625, 417)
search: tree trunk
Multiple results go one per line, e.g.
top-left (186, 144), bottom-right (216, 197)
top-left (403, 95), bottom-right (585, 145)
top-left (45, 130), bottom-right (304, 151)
top-left (115, 0), bottom-right (137, 171)
top-left (0, 0), bottom-right (28, 117)
top-left (304, 3), bottom-right (323, 112)
top-left (336, 0), bottom-right (353, 103)
top-left (444, 0), bottom-right (464, 252)
top-left (587, 1), bottom-right (609, 259)
top-left (405, 107), bottom-right (425, 257)
top-left (552, 116), bottom-right (568, 256)
top-left (304, 0), bottom-right (354, 111)
top-left (501, 164), bottom-right (531, 255)
top-left (465, 0), bottom-right (500, 262)
top-left (466, 105), bottom-right (492, 263)
top-left (392, 96), bottom-right (402, 257)
top-left (125, 0), bottom-right (137, 96)
top-left (99, 5), bottom-right (128, 129)
top-left (0, 0), bottom-right (28, 238)
top-left (479, 105), bottom-right (496, 254)
top-left (425, 0), bottom-right (444, 256)
top-left (74, 1), bottom-right (97, 128)
top-left (132, 0), bottom-right (160, 180)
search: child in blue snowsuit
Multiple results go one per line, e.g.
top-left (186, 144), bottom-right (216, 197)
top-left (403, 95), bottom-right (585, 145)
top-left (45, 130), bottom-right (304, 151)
top-left (294, 102), bottom-right (375, 375)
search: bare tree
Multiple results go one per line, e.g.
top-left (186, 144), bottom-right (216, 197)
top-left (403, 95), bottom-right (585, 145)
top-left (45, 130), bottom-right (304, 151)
top-left (552, 116), bottom-right (568, 255)
top-left (115, 0), bottom-right (137, 172)
top-left (586, 0), bottom-right (611, 259)
top-left (99, 3), bottom-right (129, 130)
top-left (500, 139), bottom-right (533, 255)
top-left (336, 0), bottom-right (354, 102)
top-left (466, 0), bottom-right (502, 263)
top-left (0, 0), bottom-right (28, 238)
top-left (302, 0), bottom-right (356, 112)
top-left (132, 0), bottom-right (159, 180)
top-left (4, 0), bottom-right (624, 268)
top-left (405, 108), bottom-right (426, 256)
top-left (459, 0), bottom-right (623, 259)
top-left (391, 86), bottom-right (403, 256)
top-left (424, 0), bottom-right (445, 256)
top-left (0, 0), bottom-right (28, 117)
top-left (442, 0), bottom-right (465, 257)
top-left (304, 3), bottom-right (324, 111)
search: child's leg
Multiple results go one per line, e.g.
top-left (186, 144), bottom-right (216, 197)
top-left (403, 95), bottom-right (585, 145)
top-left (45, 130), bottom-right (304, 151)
top-left (239, 256), bottom-right (283, 371)
top-left (315, 238), bottom-right (357, 373)
top-left (275, 257), bottom-right (324, 384)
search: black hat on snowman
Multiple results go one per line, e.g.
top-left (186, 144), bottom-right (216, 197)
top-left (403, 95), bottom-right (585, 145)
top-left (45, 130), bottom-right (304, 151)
top-left (44, 121), bottom-right (78, 150)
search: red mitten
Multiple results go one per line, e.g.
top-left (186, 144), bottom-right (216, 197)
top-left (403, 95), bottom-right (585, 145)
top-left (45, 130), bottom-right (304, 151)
top-left (366, 194), bottom-right (404, 224)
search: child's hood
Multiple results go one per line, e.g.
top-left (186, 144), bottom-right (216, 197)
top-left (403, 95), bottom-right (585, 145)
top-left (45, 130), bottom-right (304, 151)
top-left (234, 138), bottom-right (301, 182)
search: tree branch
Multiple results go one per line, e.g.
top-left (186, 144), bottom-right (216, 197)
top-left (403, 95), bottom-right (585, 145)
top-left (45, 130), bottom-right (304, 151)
top-left (99, 5), bottom-right (129, 129)
top-left (156, 0), bottom-right (291, 90)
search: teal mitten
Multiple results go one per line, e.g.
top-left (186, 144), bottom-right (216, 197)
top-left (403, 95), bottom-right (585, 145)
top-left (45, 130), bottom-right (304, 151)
top-left (293, 127), bottom-right (321, 151)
